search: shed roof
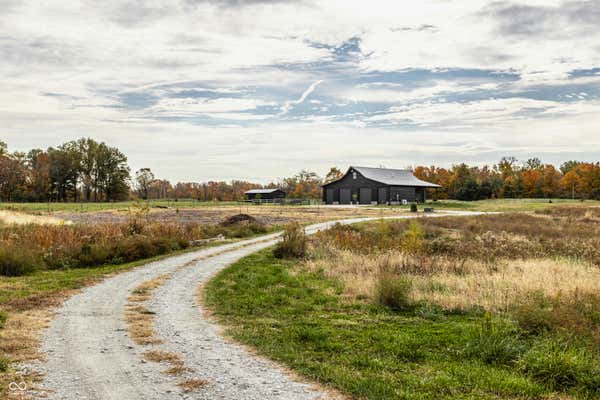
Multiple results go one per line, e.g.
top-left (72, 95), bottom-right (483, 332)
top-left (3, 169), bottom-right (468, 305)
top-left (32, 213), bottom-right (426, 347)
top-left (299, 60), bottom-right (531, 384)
top-left (324, 166), bottom-right (441, 188)
top-left (244, 188), bottom-right (283, 194)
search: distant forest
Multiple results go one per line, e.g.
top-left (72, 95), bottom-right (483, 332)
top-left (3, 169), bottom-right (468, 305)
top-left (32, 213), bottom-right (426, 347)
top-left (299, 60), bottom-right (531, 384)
top-left (0, 138), bottom-right (599, 202)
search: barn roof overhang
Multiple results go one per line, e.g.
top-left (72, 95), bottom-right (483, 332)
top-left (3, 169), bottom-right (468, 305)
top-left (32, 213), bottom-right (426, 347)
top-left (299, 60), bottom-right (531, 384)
top-left (321, 166), bottom-right (441, 188)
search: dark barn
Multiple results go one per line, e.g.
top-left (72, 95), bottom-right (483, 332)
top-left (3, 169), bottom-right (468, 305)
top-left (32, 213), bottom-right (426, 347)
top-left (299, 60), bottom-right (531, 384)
top-left (322, 166), bottom-right (440, 205)
top-left (244, 188), bottom-right (286, 201)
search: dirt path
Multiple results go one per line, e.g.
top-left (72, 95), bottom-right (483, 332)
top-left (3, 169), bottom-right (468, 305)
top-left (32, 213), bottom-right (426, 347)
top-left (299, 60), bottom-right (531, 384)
top-left (28, 213), bottom-right (482, 400)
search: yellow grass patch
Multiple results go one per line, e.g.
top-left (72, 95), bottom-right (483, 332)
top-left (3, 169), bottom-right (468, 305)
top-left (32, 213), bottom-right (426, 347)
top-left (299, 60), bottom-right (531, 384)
top-left (304, 248), bottom-right (600, 312)
top-left (0, 210), bottom-right (70, 226)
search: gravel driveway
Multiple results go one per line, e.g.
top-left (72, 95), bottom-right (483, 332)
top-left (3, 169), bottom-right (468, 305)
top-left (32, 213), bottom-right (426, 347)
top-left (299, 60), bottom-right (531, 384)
top-left (28, 212), bottom-right (482, 400)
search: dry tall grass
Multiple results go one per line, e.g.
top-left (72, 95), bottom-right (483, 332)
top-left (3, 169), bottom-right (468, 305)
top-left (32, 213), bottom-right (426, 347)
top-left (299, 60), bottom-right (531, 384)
top-left (304, 208), bottom-right (600, 341)
top-left (0, 217), bottom-right (269, 276)
top-left (305, 249), bottom-right (600, 312)
top-left (0, 210), bottom-right (69, 226)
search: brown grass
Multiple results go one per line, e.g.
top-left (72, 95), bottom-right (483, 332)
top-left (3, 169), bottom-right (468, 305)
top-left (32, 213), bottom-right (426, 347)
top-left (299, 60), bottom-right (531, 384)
top-left (163, 364), bottom-right (193, 375)
top-left (305, 208), bottom-right (600, 322)
top-left (177, 378), bottom-right (209, 392)
top-left (125, 274), bottom-right (171, 346)
top-left (143, 350), bottom-right (183, 364)
top-left (0, 210), bottom-right (70, 226)
top-left (304, 249), bottom-right (600, 312)
top-left (0, 309), bottom-right (51, 397)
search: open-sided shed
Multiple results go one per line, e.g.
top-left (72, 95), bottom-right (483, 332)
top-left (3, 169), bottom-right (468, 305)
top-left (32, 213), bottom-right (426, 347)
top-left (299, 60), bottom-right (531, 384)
top-left (244, 188), bottom-right (286, 201)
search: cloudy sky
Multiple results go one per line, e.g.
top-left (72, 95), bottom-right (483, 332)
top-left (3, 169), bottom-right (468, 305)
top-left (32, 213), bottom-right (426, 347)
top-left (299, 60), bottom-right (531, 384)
top-left (1, 0), bottom-right (599, 182)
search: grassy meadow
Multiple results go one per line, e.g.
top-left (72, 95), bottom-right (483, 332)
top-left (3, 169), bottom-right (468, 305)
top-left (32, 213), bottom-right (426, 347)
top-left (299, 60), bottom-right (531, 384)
top-left (1, 197), bottom-right (599, 215)
top-left (0, 199), bottom-right (240, 213)
top-left (412, 198), bottom-right (600, 212)
top-left (205, 207), bottom-right (600, 399)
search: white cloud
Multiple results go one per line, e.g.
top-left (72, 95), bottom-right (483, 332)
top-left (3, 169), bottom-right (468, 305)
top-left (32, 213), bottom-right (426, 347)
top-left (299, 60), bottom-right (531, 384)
top-left (279, 80), bottom-right (324, 115)
top-left (1, 0), bottom-right (599, 181)
top-left (144, 98), bottom-right (276, 118)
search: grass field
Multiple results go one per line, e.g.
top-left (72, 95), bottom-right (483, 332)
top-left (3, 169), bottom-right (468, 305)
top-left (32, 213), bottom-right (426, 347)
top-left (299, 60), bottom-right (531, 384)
top-left (1, 198), bottom-right (599, 214)
top-left (420, 198), bottom-right (600, 212)
top-left (205, 209), bottom-right (600, 399)
top-left (0, 200), bottom-right (240, 213)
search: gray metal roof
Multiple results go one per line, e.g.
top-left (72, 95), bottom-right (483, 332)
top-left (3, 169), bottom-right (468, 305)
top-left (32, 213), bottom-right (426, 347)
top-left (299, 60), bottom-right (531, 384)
top-left (244, 188), bottom-right (282, 194)
top-left (327, 166), bottom-right (441, 188)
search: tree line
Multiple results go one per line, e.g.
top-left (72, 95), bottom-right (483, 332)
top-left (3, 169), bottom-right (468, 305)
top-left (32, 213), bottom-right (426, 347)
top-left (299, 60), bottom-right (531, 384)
top-left (0, 139), bottom-right (129, 202)
top-left (133, 168), bottom-right (322, 201)
top-left (412, 157), bottom-right (600, 200)
top-left (1, 138), bottom-right (598, 202)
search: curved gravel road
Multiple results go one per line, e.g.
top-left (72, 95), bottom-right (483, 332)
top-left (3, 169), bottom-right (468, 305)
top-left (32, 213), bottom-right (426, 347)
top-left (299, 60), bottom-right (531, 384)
top-left (28, 213), bottom-right (483, 400)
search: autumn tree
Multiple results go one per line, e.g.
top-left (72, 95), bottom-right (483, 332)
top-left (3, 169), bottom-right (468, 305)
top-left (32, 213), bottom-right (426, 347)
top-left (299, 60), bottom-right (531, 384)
top-left (324, 167), bottom-right (343, 184)
top-left (135, 168), bottom-right (155, 200)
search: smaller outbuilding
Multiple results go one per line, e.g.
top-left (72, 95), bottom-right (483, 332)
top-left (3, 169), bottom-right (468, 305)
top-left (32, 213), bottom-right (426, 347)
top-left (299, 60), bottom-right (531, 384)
top-left (244, 188), bottom-right (286, 201)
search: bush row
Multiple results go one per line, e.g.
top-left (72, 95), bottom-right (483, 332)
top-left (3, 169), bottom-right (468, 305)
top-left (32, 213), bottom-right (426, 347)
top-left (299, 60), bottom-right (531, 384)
top-left (0, 220), bottom-right (269, 276)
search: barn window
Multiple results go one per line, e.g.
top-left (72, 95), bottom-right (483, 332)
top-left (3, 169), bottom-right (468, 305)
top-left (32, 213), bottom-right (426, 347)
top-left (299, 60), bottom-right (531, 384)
top-left (353, 172), bottom-right (357, 180)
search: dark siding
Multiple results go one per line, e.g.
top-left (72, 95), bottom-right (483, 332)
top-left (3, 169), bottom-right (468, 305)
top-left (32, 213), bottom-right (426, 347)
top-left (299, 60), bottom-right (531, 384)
top-left (378, 187), bottom-right (388, 203)
top-left (390, 186), bottom-right (416, 202)
top-left (322, 169), bottom-right (383, 204)
top-left (322, 168), bottom-right (431, 204)
top-left (359, 188), bottom-right (372, 204)
top-left (245, 190), bottom-right (286, 200)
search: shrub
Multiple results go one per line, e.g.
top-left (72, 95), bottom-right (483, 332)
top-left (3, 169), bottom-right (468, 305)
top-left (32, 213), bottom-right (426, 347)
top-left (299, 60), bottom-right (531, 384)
top-left (464, 314), bottom-right (527, 365)
top-left (0, 218), bottom-right (272, 276)
top-left (512, 291), bottom-right (600, 345)
top-left (410, 203), bottom-right (418, 212)
top-left (375, 270), bottom-right (413, 311)
top-left (0, 248), bottom-right (38, 276)
top-left (273, 223), bottom-right (307, 259)
top-left (401, 221), bottom-right (424, 254)
top-left (511, 291), bottom-right (553, 335)
top-left (0, 356), bottom-right (9, 372)
top-left (519, 339), bottom-right (600, 392)
top-left (0, 311), bottom-right (6, 329)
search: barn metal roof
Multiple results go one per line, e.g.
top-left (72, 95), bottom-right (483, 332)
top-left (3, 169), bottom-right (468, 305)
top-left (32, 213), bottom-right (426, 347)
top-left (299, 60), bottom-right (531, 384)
top-left (353, 166), bottom-right (441, 187)
top-left (244, 188), bottom-right (283, 194)
top-left (323, 166), bottom-right (441, 188)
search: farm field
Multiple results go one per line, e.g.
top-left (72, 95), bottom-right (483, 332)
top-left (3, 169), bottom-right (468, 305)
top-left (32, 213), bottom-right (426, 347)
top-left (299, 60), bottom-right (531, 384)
top-left (1, 197), bottom-right (599, 217)
top-left (417, 198), bottom-right (600, 212)
top-left (0, 202), bottom-right (409, 226)
top-left (205, 206), bottom-right (600, 399)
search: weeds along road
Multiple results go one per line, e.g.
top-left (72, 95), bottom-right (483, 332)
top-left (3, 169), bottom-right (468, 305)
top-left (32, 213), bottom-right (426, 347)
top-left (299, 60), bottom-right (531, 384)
top-left (28, 212), bottom-right (484, 400)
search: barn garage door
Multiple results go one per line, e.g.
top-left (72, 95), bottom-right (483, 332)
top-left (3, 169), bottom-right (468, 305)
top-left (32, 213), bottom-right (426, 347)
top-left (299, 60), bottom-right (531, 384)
top-left (391, 187), bottom-right (415, 202)
top-left (378, 187), bottom-right (387, 204)
top-left (340, 188), bottom-right (351, 204)
top-left (326, 189), bottom-right (334, 204)
top-left (359, 188), bottom-right (371, 204)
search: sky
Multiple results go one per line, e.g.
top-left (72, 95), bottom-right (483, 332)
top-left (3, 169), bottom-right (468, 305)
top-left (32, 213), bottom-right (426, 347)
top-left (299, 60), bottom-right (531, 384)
top-left (1, 0), bottom-right (599, 183)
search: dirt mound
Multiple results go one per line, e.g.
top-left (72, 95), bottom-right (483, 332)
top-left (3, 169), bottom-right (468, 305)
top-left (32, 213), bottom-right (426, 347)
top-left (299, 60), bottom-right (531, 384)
top-left (220, 214), bottom-right (258, 226)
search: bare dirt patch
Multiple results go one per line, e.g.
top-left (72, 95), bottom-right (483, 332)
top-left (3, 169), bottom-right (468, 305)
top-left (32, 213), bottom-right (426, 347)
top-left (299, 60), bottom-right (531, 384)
top-left (57, 205), bottom-right (407, 226)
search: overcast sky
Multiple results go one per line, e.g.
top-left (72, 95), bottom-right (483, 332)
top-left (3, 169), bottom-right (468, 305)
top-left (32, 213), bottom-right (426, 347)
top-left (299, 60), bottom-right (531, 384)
top-left (1, 0), bottom-right (599, 182)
